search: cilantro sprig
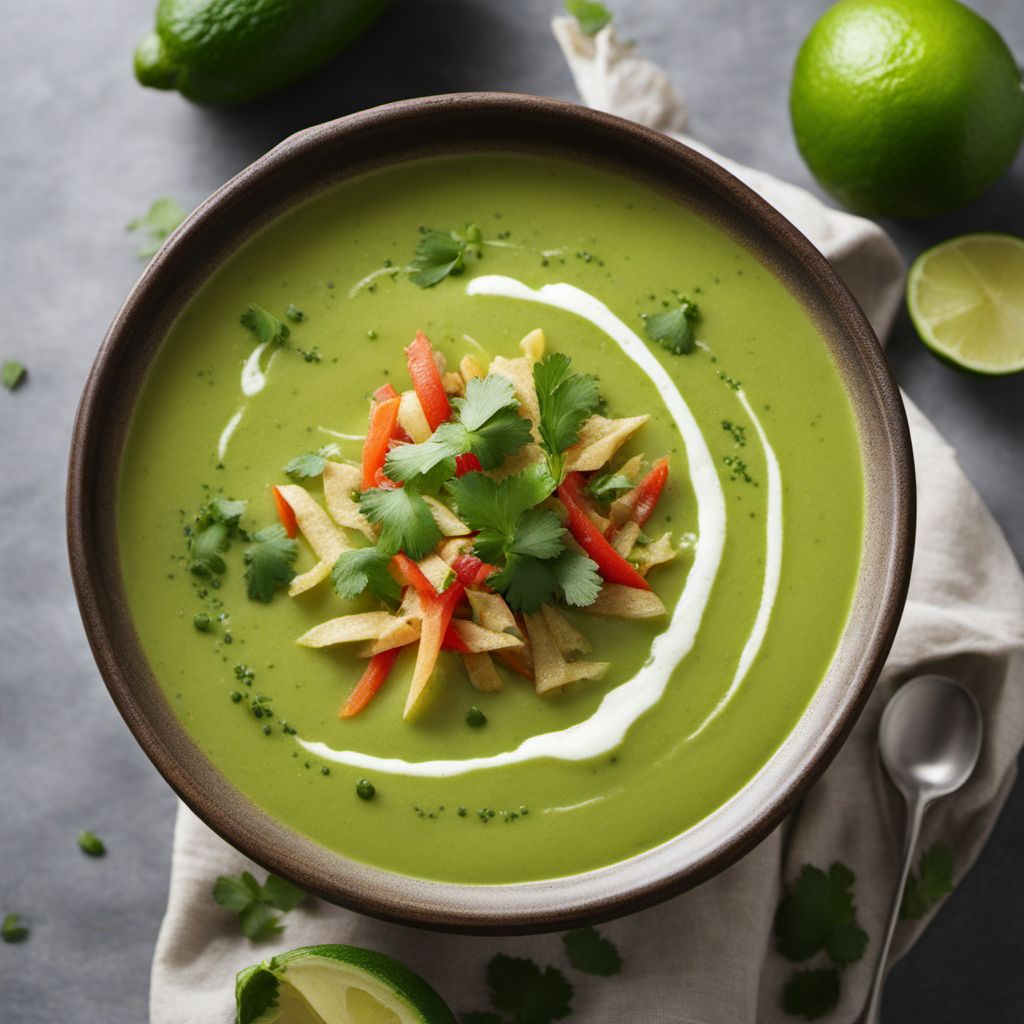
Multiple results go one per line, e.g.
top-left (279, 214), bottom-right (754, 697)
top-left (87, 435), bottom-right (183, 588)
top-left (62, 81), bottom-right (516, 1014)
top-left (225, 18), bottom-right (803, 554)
top-left (189, 498), bottom-right (248, 577)
top-left (244, 524), bottom-right (298, 602)
top-left (241, 304), bottom-right (290, 346)
top-left (643, 297), bottom-right (700, 355)
top-left (77, 831), bottom-right (106, 857)
top-left (127, 197), bottom-right (187, 259)
top-left (486, 955), bottom-right (574, 1024)
top-left (566, 0), bottom-right (613, 35)
top-left (212, 871), bottom-right (306, 941)
top-left (2, 360), bottom-right (26, 392)
top-left (284, 444), bottom-right (339, 480)
top-left (782, 968), bottom-right (841, 1021)
top-left (533, 353), bottom-right (601, 482)
top-left (409, 224), bottom-right (482, 288)
top-left (331, 547), bottom-right (401, 603)
top-left (900, 842), bottom-right (954, 920)
top-left (563, 926), bottom-right (622, 976)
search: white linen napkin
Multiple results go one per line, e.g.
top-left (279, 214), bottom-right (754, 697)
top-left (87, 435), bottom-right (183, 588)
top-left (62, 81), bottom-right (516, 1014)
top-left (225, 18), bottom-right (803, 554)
top-left (149, 21), bottom-right (1024, 1023)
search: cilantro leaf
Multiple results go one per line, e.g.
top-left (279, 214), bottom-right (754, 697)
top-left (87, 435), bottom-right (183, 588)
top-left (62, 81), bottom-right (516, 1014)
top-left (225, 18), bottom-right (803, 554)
top-left (563, 925), bottom-right (622, 976)
top-left (410, 229), bottom-right (468, 288)
top-left (260, 874), bottom-right (306, 912)
top-left (2, 360), bottom-right (26, 391)
top-left (643, 298), bottom-right (700, 355)
top-left (782, 968), bottom-right (840, 1020)
top-left (191, 521), bottom-right (229, 576)
top-left (213, 871), bottom-right (306, 942)
top-left (900, 842), bottom-right (955, 920)
top-left (359, 487), bottom-right (443, 560)
top-left (244, 525), bottom-right (298, 602)
top-left (448, 464), bottom-right (556, 539)
top-left (77, 830), bottom-right (106, 857)
top-left (490, 555), bottom-right (564, 612)
top-left (241, 304), bottom-right (290, 346)
top-left (284, 444), bottom-right (340, 479)
top-left (586, 471), bottom-right (634, 503)
top-left (774, 862), bottom-right (866, 966)
top-left (487, 954), bottom-right (573, 1024)
top-left (285, 304), bottom-right (305, 322)
top-left (508, 509), bottom-right (565, 559)
top-left (127, 197), bottom-right (187, 259)
top-left (213, 871), bottom-right (262, 913)
top-left (457, 374), bottom-right (519, 430)
top-left (1, 913), bottom-right (28, 943)
top-left (331, 547), bottom-right (402, 603)
top-left (240, 901), bottom-right (283, 941)
top-left (207, 497), bottom-right (248, 525)
top-left (566, 0), bottom-right (612, 34)
top-left (533, 353), bottom-right (601, 480)
top-left (550, 550), bottom-right (602, 607)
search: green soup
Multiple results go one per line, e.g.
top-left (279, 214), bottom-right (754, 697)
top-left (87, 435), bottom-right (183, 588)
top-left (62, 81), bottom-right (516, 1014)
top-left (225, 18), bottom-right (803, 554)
top-left (118, 154), bottom-right (863, 883)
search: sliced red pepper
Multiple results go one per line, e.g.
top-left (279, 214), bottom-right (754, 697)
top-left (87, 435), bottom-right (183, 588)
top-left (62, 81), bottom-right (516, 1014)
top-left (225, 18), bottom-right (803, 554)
top-left (339, 648), bottom-right (401, 718)
top-left (559, 474), bottom-right (651, 590)
top-left (455, 453), bottom-right (483, 477)
top-left (631, 457), bottom-right (670, 527)
top-left (390, 553), bottom-right (437, 600)
top-left (441, 622), bottom-right (472, 653)
top-left (361, 395), bottom-right (400, 490)
top-left (494, 649), bottom-right (534, 681)
top-left (272, 486), bottom-right (298, 538)
top-left (405, 581), bottom-right (465, 718)
top-left (373, 382), bottom-right (400, 403)
top-left (405, 331), bottom-right (451, 431)
top-left (373, 466), bottom-right (400, 490)
top-left (451, 553), bottom-right (495, 589)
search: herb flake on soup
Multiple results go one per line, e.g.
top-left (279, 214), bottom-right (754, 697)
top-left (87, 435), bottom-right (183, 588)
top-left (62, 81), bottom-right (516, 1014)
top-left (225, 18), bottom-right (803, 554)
top-left (118, 154), bottom-right (863, 883)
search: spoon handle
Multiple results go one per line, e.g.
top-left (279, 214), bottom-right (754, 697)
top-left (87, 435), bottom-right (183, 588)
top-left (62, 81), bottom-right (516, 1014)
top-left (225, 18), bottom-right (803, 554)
top-left (860, 792), bottom-right (927, 1024)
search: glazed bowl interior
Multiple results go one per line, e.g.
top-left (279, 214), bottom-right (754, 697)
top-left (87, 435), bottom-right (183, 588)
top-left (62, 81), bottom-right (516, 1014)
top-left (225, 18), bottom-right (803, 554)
top-left (67, 93), bottom-right (913, 934)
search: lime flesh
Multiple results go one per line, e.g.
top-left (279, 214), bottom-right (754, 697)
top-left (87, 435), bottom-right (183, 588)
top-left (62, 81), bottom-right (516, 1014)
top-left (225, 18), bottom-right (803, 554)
top-left (907, 234), bottom-right (1024, 375)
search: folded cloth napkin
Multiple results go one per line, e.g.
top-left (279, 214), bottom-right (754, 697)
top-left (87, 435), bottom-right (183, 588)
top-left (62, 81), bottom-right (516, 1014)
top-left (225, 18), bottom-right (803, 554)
top-left (149, 20), bottom-right (1024, 1024)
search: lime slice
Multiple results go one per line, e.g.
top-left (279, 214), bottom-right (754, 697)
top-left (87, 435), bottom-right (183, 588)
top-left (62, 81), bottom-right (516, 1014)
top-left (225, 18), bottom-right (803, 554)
top-left (907, 234), bottom-right (1024, 375)
top-left (235, 944), bottom-right (456, 1024)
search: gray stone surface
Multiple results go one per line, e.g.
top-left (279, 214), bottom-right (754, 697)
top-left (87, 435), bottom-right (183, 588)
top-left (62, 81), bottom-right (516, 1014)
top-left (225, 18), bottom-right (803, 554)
top-left (0, 1), bottom-right (1021, 1021)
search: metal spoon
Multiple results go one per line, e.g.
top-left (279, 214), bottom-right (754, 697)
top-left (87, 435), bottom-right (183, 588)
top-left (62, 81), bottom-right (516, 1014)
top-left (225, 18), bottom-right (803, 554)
top-left (860, 675), bottom-right (983, 1024)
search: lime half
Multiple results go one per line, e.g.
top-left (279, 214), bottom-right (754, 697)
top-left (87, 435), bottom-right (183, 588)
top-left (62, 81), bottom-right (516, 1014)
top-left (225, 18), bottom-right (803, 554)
top-left (907, 234), bottom-right (1024, 375)
top-left (235, 945), bottom-right (456, 1024)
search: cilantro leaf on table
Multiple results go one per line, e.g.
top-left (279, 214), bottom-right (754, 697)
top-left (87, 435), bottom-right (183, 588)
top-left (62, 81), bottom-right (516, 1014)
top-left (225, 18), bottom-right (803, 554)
top-left (782, 968), bottom-right (840, 1020)
top-left (77, 830), bottom-right (106, 857)
top-left (331, 547), bottom-right (402, 603)
top-left (566, 0), bottom-right (613, 35)
top-left (563, 925), bottom-right (622, 976)
top-left (2, 360), bottom-right (26, 391)
top-left (533, 353), bottom-right (601, 481)
top-left (359, 487), bottom-right (443, 561)
top-left (487, 954), bottom-right (574, 1024)
top-left (643, 298), bottom-right (700, 355)
top-left (244, 525), bottom-right (298, 602)
top-left (213, 870), bottom-right (307, 942)
top-left (241, 303), bottom-right (290, 346)
top-left (774, 862), bottom-right (867, 966)
top-left (900, 842), bottom-right (955, 920)
top-left (127, 197), bottom-right (187, 259)
top-left (409, 224), bottom-right (481, 288)
top-left (284, 444), bottom-right (340, 480)
top-left (1, 913), bottom-right (28, 943)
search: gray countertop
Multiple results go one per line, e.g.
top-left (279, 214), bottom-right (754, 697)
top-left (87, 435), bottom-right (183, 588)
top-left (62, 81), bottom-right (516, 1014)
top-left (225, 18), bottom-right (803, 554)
top-left (1, 1), bottom-right (1022, 1021)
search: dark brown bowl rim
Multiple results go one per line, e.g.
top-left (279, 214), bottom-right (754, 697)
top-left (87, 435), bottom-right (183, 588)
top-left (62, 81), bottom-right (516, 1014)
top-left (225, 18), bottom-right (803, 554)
top-left (67, 92), bottom-right (914, 934)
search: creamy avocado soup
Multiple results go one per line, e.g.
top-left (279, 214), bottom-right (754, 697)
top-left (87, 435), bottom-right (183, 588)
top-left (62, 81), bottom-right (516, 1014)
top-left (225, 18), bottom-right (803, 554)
top-left (118, 154), bottom-right (863, 883)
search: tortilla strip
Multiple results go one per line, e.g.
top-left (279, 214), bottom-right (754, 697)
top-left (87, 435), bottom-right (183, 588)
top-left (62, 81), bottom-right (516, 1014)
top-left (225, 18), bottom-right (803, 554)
top-left (297, 611), bottom-right (398, 648)
top-left (634, 532), bottom-right (677, 575)
top-left (490, 354), bottom-right (540, 425)
top-left (467, 590), bottom-right (519, 636)
top-left (422, 495), bottom-right (470, 537)
top-left (540, 604), bottom-right (592, 655)
top-left (460, 354), bottom-right (485, 381)
top-left (398, 389), bottom-right (432, 442)
top-left (322, 461), bottom-right (375, 541)
top-left (463, 652), bottom-right (503, 692)
top-left (369, 617), bottom-right (422, 654)
top-left (438, 536), bottom-right (475, 564)
top-left (417, 553), bottom-right (456, 593)
top-left (524, 611), bottom-right (608, 695)
top-left (441, 371), bottom-right (465, 396)
top-left (451, 619), bottom-right (524, 653)
top-left (564, 415), bottom-right (649, 473)
top-left (582, 585), bottom-right (667, 619)
top-left (611, 520), bottom-right (642, 558)
top-left (275, 484), bottom-right (351, 596)
top-left (518, 328), bottom-right (546, 362)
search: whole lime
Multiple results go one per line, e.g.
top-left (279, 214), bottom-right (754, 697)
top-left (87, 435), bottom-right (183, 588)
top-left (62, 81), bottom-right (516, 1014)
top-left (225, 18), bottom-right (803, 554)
top-left (135, 0), bottom-right (391, 106)
top-left (790, 0), bottom-right (1024, 218)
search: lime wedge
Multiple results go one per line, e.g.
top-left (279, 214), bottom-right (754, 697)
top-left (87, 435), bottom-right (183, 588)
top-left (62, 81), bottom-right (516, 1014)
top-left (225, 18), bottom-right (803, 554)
top-left (907, 234), bottom-right (1024, 375)
top-left (235, 944), bottom-right (456, 1024)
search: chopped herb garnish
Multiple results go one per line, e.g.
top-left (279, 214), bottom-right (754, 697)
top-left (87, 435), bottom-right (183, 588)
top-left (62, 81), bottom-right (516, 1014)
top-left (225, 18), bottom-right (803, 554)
top-left (533, 353), bottom-right (601, 481)
top-left (330, 547), bottom-right (401, 603)
top-left (212, 871), bottom-right (306, 941)
top-left (1, 913), bottom-right (28, 943)
top-left (356, 778), bottom-right (376, 800)
top-left (2, 360), bottom-right (26, 391)
top-left (77, 831), bottom-right (106, 857)
top-left (127, 197), bottom-right (187, 259)
top-left (586, 470), bottom-right (634, 502)
top-left (466, 706), bottom-right (487, 728)
top-left (284, 304), bottom-right (305, 322)
top-left (358, 487), bottom-right (443, 561)
top-left (900, 842), bottom-right (954, 920)
top-left (782, 967), bottom-right (840, 1020)
top-left (240, 304), bottom-right (290, 346)
top-left (193, 612), bottom-right (211, 632)
top-left (408, 224), bottom-right (481, 288)
top-left (643, 298), bottom-right (700, 355)
top-left (283, 444), bottom-right (339, 480)
top-left (563, 926), bottom-right (622, 975)
top-left (244, 525), bottom-right (298, 602)
top-left (190, 498), bottom-right (248, 577)
top-left (566, 0), bottom-right (613, 35)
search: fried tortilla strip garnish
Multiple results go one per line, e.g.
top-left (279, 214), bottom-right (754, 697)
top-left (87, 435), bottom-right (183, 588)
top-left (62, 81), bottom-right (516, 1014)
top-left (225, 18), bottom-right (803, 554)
top-left (450, 619), bottom-right (524, 653)
top-left (524, 610), bottom-right (608, 696)
top-left (297, 611), bottom-right (400, 648)
top-left (322, 461), bottom-right (375, 541)
top-left (611, 520), bottom-right (642, 558)
top-left (467, 589), bottom-right (520, 636)
top-left (582, 584), bottom-right (667, 619)
top-left (462, 652), bottom-right (503, 692)
top-left (398, 389), bottom-right (432, 442)
top-left (564, 414), bottom-right (649, 473)
top-left (422, 495), bottom-right (471, 537)
top-left (518, 328), bottom-right (546, 362)
top-left (275, 483), bottom-right (351, 595)
top-left (490, 354), bottom-right (541, 425)
top-left (539, 603), bottom-right (592, 656)
top-left (633, 532), bottom-right (677, 575)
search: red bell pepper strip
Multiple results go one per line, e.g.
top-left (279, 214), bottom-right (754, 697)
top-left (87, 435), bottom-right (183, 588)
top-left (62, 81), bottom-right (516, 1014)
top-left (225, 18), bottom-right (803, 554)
top-left (405, 331), bottom-right (451, 431)
top-left (361, 395), bottom-right (400, 490)
top-left (631, 457), bottom-right (670, 527)
top-left (373, 466), bottom-right (400, 490)
top-left (455, 452), bottom-right (483, 477)
top-left (558, 474), bottom-right (651, 590)
top-left (441, 623), bottom-right (472, 652)
top-left (339, 648), bottom-right (401, 718)
top-left (272, 486), bottom-right (298, 538)
top-left (451, 553), bottom-right (495, 589)
top-left (390, 553), bottom-right (437, 600)
top-left (373, 382), bottom-right (399, 403)
top-left (405, 581), bottom-right (465, 717)
top-left (495, 649), bottom-right (534, 681)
